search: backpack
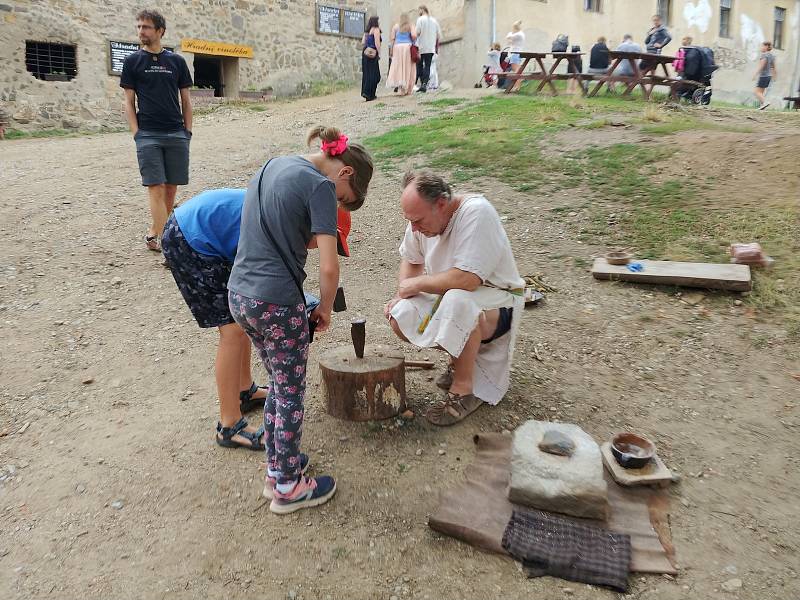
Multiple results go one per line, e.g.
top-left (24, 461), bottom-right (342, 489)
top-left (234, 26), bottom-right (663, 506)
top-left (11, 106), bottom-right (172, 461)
top-left (698, 46), bottom-right (718, 80)
top-left (552, 34), bottom-right (569, 53)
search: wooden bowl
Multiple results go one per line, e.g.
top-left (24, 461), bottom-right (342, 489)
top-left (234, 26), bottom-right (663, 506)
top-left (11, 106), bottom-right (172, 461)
top-left (611, 432), bottom-right (656, 469)
top-left (605, 251), bottom-right (632, 265)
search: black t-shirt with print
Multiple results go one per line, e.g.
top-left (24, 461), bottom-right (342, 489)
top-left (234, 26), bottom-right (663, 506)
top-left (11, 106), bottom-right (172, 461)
top-left (120, 49), bottom-right (192, 132)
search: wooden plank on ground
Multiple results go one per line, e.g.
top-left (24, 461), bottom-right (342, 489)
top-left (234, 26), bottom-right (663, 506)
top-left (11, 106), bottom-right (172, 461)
top-left (591, 258), bottom-right (751, 291)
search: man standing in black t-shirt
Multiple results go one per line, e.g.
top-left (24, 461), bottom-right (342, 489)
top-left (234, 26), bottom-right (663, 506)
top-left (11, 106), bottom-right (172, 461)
top-left (121, 9), bottom-right (193, 252)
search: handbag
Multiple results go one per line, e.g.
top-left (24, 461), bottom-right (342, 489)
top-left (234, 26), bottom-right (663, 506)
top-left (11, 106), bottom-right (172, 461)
top-left (363, 47), bottom-right (377, 59)
top-left (255, 162), bottom-right (318, 342)
top-left (410, 44), bottom-right (420, 63)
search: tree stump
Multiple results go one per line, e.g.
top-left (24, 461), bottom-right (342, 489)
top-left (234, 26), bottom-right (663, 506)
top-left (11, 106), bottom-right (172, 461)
top-left (319, 344), bottom-right (406, 421)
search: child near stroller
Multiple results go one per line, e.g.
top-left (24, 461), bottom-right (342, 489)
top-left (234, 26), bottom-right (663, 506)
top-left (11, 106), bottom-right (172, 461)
top-left (475, 43), bottom-right (510, 88)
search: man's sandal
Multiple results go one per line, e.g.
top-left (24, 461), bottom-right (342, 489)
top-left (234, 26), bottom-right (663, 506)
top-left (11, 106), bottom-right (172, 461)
top-left (215, 417), bottom-right (265, 451)
top-left (240, 382), bottom-right (267, 413)
top-left (434, 365), bottom-right (454, 391)
top-left (425, 392), bottom-right (484, 426)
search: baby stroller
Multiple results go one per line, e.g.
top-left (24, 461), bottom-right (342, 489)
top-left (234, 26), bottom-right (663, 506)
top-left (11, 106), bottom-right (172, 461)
top-left (678, 46), bottom-right (718, 105)
top-left (475, 47), bottom-right (511, 88)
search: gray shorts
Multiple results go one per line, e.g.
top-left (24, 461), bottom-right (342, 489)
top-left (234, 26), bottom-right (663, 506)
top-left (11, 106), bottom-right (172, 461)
top-left (134, 129), bottom-right (191, 186)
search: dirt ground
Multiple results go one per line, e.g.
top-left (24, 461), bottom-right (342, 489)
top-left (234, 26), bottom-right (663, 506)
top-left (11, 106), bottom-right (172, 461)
top-left (1, 88), bottom-right (799, 600)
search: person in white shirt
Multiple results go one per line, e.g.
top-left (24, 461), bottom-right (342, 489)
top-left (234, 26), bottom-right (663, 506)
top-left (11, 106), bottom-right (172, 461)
top-left (415, 5), bottom-right (442, 93)
top-left (385, 171), bottom-right (525, 426)
top-left (506, 21), bottom-right (526, 92)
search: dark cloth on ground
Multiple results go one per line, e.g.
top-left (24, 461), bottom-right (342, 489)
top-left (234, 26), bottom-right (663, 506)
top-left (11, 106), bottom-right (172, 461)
top-left (502, 509), bottom-right (632, 592)
top-left (427, 433), bottom-right (677, 574)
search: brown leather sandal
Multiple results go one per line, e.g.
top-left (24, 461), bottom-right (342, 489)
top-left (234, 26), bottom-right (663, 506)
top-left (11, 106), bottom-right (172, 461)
top-left (425, 392), bottom-right (484, 426)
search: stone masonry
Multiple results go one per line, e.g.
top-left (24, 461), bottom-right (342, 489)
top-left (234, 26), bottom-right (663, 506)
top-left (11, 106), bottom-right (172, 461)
top-left (0, 0), bottom-right (375, 131)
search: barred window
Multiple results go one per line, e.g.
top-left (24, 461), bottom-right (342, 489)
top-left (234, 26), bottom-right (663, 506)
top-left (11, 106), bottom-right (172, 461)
top-left (25, 41), bottom-right (77, 81)
top-left (584, 0), bottom-right (601, 12)
top-left (773, 7), bottom-right (786, 49)
top-left (720, 0), bottom-right (732, 38)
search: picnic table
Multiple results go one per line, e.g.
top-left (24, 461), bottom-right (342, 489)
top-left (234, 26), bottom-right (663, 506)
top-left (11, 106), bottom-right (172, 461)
top-left (504, 52), bottom-right (586, 95)
top-left (588, 51), bottom-right (677, 100)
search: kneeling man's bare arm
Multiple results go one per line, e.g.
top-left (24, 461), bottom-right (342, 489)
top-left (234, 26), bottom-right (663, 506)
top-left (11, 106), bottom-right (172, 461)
top-left (398, 266), bottom-right (481, 298)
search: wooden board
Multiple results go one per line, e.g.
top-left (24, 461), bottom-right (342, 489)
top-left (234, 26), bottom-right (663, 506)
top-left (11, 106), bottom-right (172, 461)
top-left (592, 258), bottom-right (751, 291)
top-left (601, 443), bottom-right (673, 488)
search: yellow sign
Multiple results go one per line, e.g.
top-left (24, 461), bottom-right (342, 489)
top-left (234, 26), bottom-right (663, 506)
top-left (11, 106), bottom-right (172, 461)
top-left (180, 38), bottom-right (253, 59)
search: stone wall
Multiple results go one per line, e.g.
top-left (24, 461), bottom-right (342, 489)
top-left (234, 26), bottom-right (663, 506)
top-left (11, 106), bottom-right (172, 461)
top-left (0, 0), bottom-right (376, 131)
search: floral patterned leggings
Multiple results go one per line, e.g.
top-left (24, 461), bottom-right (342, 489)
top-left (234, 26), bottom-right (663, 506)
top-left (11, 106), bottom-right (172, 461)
top-left (228, 291), bottom-right (309, 483)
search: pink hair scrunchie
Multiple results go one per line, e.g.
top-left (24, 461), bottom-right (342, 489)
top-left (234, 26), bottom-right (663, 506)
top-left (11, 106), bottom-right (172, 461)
top-left (321, 134), bottom-right (349, 156)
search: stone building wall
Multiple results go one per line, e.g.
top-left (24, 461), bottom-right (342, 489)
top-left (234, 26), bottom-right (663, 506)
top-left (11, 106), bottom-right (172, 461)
top-left (0, 0), bottom-right (376, 131)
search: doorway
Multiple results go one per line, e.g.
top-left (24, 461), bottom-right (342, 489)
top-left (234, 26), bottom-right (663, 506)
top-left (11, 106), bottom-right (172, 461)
top-left (193, 54), bottom-right (223, 96)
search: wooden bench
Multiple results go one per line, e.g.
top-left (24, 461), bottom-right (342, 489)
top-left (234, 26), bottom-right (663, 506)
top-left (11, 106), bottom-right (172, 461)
top-left (784, 96), bottom-right (800, 110)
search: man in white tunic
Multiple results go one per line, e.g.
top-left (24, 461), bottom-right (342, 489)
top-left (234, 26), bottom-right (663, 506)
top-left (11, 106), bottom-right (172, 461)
top-left (384, 171), bottom-right (525, 426)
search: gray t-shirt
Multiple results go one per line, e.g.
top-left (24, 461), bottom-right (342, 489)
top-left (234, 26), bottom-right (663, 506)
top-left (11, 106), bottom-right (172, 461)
top-left (759, 52), bottom-right (774, 77)
top-left (228, 156), bottom-right (337, 305)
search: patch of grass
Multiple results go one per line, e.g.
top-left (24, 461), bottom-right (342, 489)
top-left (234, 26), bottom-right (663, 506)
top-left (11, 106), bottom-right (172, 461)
top-left (389, 111), bottom-right (414, 120)
top-left (304, 79), bottom-right (355, 97)
top-left (422, 97), bottom-right (467, 108)
top-left (640, 119), bottom-right (756, 135)
top-left (4, 127), bottom-right (125, 139)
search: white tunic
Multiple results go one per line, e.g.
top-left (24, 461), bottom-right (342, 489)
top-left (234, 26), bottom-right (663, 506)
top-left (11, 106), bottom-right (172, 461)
top-left (390, 195), bottom-right (525, 405)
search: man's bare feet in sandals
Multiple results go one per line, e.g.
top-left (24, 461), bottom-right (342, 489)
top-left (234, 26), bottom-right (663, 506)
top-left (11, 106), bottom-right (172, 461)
top-left (426, 391), bottom-right (484, 426)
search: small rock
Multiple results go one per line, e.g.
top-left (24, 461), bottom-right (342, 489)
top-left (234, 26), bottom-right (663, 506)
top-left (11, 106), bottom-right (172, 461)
top-left (723, 565), bottom-right (738, 575)
top-left (415, 448), bottom-right (423, 456)
top-left (682, 292), bottom-right (705, 306)
top-left (6, 465), bottom-right (16, 476)
top-left (538, 430), bottom-right (576, 457)
top-left (400, 409), bottom-right (414, 420)
top-left (111, 277), bottom-right (123, 286)
top-left (82, 377), bottom-right (94, 384)
top-left (680, 497), bottom-right (690, 508)
top-left (110, 500), bottom-right (124, 510)
top-left (721, 578), bottom-right (743, 592)
top-left (75, 483), bottom-right (86, 494)
top-left (338, 436), bottom-right (349, 442)
top-left (17, 422), bottom-right (30, 435)
top-left (437, 449), bottom-right (446, 456)
top-left (562, 589), bottom-right (574, 595)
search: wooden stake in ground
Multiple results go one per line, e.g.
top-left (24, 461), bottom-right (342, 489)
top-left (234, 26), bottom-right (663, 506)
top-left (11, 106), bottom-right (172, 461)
top-left (319, 344), bottom-right (407, 421)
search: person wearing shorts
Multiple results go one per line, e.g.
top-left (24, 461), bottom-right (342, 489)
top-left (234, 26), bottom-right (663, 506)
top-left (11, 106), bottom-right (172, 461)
top-left (506, 20), bottom-right (525, 92)
top-left (162, 189), bottom-right (354, 453)
top-left (121, 9), bottom-right (193, 253)
top-left (228, 126), bottom-right (374, 514)
top-left (754, 41), bottom-right (776, 110)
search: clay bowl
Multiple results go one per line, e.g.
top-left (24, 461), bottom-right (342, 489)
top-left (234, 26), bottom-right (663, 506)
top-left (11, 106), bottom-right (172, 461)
top-left (611, 432), bottom-right (656, 469)
top-left (605, 250), bottom-right (632, 265)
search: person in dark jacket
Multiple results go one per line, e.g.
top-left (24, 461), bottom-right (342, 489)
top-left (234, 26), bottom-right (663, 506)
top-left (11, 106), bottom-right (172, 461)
top-left (645, 15), bottom-right (672, 54)
top-left (588, 36), bottom-right (610, 74)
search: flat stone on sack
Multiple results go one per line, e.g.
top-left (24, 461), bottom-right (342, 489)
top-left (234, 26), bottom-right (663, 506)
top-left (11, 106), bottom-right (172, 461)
top-left (538, 429), bottom-right (576, 457)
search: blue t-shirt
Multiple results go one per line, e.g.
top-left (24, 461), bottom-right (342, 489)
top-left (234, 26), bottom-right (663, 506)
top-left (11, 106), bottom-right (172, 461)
top-left (173, 189), bottom-right (245, 262)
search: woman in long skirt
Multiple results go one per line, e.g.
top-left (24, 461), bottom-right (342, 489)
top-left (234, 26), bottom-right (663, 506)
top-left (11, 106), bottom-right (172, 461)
top-left (361, 16), bottom-right (382, 101)
top-left (386, 12), bottom-right (416, 95)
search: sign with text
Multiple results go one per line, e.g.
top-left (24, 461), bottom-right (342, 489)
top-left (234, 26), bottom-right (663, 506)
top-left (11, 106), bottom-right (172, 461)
top-left (317, 4), bottom-right (341, 34)
top-left (108, 41), bottom-right (139, 75)
top-left (316, 4), bottom-right (365, 38)
top-left (342, 9), bottom-right (366, 38)
top-left (180, 38), bottom-right (254, 58)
